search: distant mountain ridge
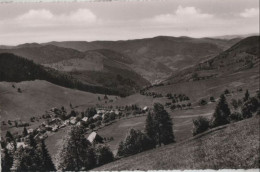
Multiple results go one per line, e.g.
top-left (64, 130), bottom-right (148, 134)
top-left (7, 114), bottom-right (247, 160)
top-left (0, 35), bottom-right (246, 90)
top-left (44, 36), bottom-right (242, 83)
top-left (165, 36), bottom-right (260, 83)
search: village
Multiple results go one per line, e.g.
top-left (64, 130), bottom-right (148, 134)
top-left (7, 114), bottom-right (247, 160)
top-left (4, 104), bottom-right (150, 152)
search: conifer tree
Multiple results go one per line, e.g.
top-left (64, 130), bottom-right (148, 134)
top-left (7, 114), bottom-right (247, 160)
top-left (26, 134), bottom-right (37, 148)
top-left (117, 141), bottom-right (125, 157)
top-left (5, 131), bottom-right (13, 142)
top-left (153, 103), bottom-right (175, 146)
top-left (212, 94), bottom-right (231, 127)
top-left (1, 148), bottom-right (13, 172)
top-left (57, 126), bottom-right (96, 171)
top-left (244, 90), bottom-right (250, 102)
top-left (145, 103), bottom-right (175, 147)
top-left (37, 140), bottom-right (56, 171)
top-left (11, 146), bottom-right (42, 171)
top-left (23, 127), bottom-right (28, 137)
top-left (145, 112), bottom-right (157, 147)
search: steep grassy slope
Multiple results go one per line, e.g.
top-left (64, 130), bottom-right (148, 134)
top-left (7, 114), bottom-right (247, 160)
top-left (94, 116), bottom-right (260, 170)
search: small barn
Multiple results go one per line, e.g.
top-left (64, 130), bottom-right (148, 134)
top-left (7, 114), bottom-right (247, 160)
top-left (87, 132), bottom-right (103, 144)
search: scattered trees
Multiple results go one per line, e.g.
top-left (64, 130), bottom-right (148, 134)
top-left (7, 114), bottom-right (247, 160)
top-left (85, 107), bottom-right (97, 118)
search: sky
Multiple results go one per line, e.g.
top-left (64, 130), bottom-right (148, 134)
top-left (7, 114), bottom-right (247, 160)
top-left (0, 0), bottom-right (259, 45)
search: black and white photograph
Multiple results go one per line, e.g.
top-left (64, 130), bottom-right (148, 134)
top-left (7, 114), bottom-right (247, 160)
top-left (0, 0), bottom-right (259, 171)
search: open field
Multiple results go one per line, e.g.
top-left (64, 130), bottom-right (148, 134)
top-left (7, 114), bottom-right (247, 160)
top-left (0, 80), bottom-right (117, 135)
top-left (0, 80), bottom-right (117, 121)
top-left (94, 115), bottom-right (260, 170)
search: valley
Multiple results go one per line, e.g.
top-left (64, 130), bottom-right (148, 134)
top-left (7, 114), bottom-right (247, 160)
top-left (1, 35), bottom-right (259, 171)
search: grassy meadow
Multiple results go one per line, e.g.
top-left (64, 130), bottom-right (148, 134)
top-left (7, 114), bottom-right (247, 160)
top-left (94, 115), bottom-right (260, 170)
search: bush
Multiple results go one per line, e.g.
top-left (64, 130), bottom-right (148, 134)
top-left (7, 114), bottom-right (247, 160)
top-left (231, 99), bottom-right (239, 110)
top-left (89, 124), bottom-right (95, 130)
top-left (199, 99), bottom-right (207, 105)
top-left (109, 113), bottom-right (116, 121)
top-left (210, 96), bottom-right (215, 102)
top-left (17, 88), bottom-right (22, 93)
top-left (117, 129), bottom-right (154, 157)
top-left (241, 97), bottom-right (259, 119)
top-left (229, 112), bottom-right (243, 122)
top-left (96, 145), bottom-right (114, 166)
top-left (224, 89), bottom-right (230, 95)
top-left (192, 116), bottom-right (210, 136)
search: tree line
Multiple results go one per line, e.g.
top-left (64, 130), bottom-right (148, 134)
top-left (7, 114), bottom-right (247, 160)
top-left (0, 53), bottom-right (123, 96)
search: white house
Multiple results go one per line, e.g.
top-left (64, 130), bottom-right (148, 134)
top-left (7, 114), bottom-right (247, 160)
top-left (82, 117), bottom-right (88, 122)
top-left (115, 110), bottom-right (120, 115)
top-left (93, 114), bottom-right (100, 120)
top-left (27, 128), bottom-right (34, 134)
top-left (52, 125), bottom-right (58, 132)
top-left (6, 142), bottom-right (27, 151)
top-left (64, 120), bottom-right (70, 125)
top-left (70, 117), bottom-right (77, 125)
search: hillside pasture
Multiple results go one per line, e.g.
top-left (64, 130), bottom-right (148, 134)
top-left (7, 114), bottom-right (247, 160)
top-left (0, 80), bottom-right (117, 134)
top-left (94, 116), bottom-right (260, 170)
top-left (151, 67), bottom-right (259, 104)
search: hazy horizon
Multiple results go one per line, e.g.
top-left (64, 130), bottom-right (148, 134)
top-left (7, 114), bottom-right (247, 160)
top-left (1, 32), bottom-right (259, 46)
top-left (0, 0), bottom-right (259, 45)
